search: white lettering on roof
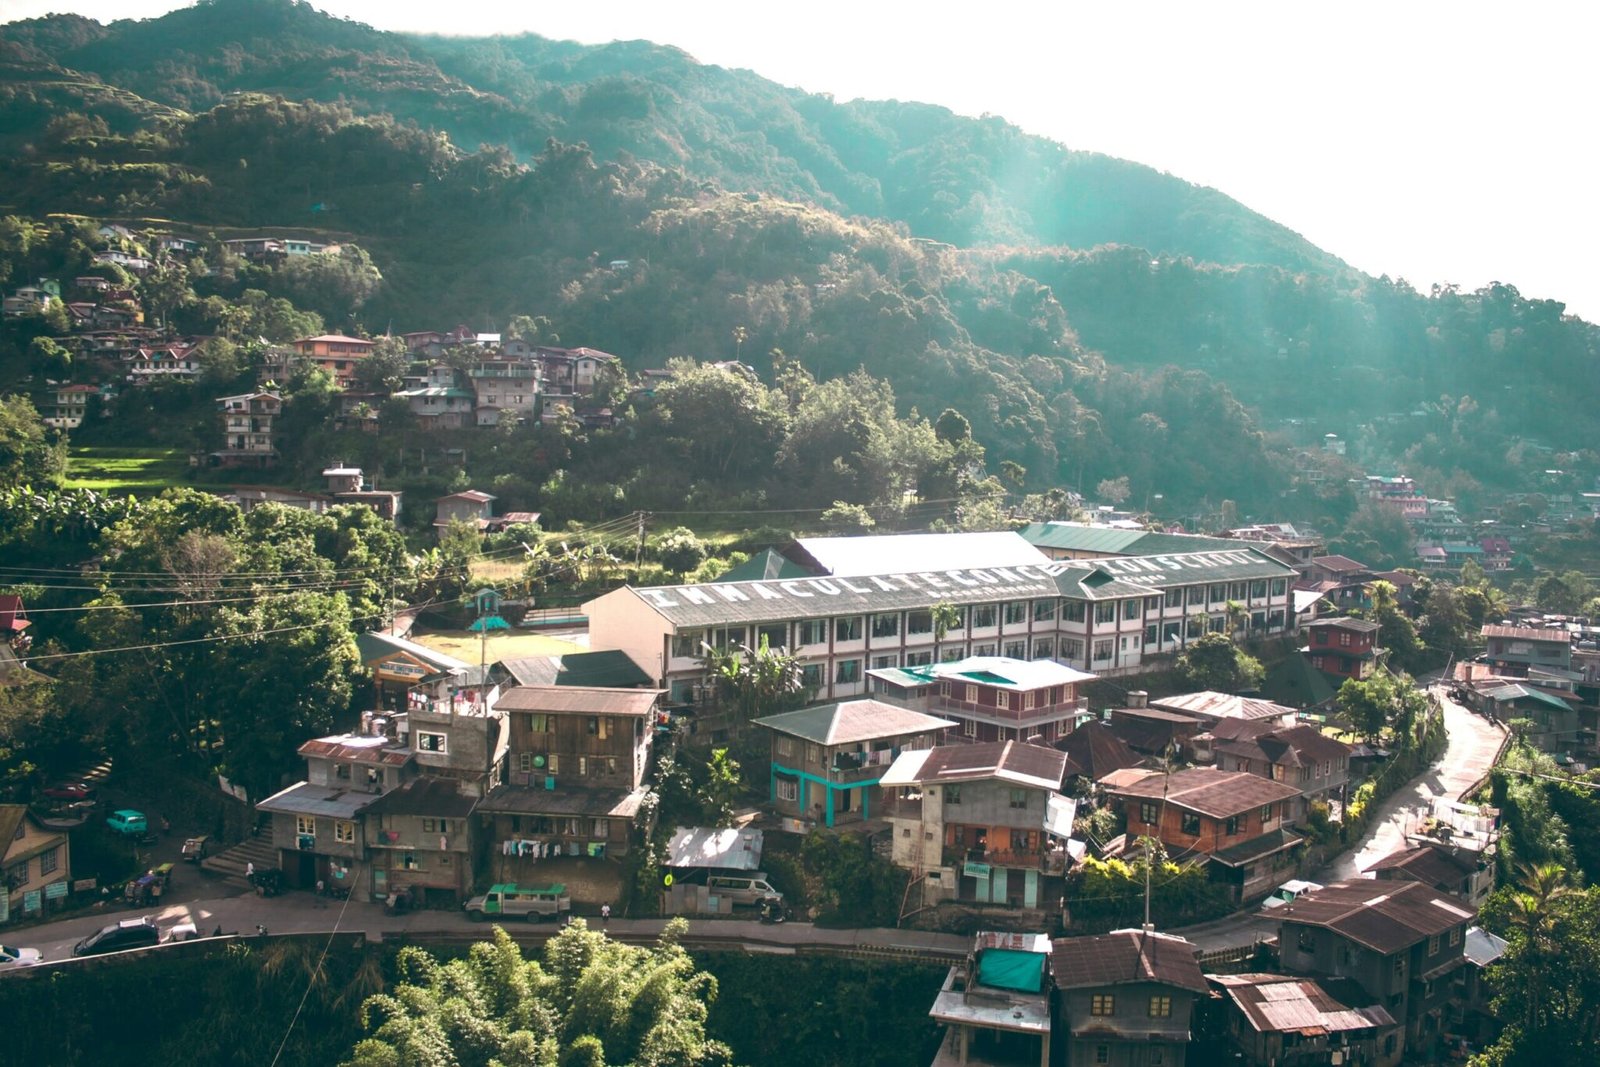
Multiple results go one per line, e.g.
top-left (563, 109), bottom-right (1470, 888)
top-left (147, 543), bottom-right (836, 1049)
top-left (810, 579), bottom-right (840, 595)
top-left (870, 575), bottom-right (901, 592)
top-left (919, 572), bottom-right (948, 589)
top-left (779, 581), bottom-right (814, 598)
top-left (990, 567), bottom-right (1019, 583)
top-left (838, 578), bottom-right (871, 594)
top-left (640, 590), bottom-right (679, 609)
top-left (753, 584), bottom-right (785, 600)
top-left (714, 585), bottom-right (749, 603)
top-left (970, 569), bottom-right (999, 584)
top-left (682, 588), bottom-right (715, 606)
top-left (947, 570), bottom-right (977, 586)
top-left (1014, 565), bottom-right (1043, 580)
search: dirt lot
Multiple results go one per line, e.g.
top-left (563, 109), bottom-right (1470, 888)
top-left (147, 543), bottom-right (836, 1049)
top-left (409, 629), bottom-right (584, 662)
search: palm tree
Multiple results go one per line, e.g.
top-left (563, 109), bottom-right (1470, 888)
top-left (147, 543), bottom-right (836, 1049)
top-left (1224, 600), bottom-right (1248, 642)
top-left (931, 600), bottom-right (962, 663)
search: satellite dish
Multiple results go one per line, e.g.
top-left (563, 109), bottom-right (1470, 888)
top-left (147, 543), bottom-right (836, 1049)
top-left (533, 755), bottom-right (546, 768)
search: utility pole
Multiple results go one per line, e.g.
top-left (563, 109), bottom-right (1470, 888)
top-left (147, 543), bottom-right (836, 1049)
top-left (634, 511), bottom-right (648, 577)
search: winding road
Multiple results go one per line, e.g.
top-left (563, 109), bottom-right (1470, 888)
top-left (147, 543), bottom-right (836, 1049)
top-left (1177, 684), bottom-right (1505, 951)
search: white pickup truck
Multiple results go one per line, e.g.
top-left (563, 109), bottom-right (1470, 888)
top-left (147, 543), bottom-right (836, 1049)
top-left (464, 883), bottom-right (573, 922)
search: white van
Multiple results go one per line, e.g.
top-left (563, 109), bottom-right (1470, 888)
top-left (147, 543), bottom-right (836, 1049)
top-left (705, 873), bottom-right (781, 907)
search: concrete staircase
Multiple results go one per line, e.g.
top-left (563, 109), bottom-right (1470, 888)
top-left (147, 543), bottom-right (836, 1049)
top-left (202, 836), bottom-right (278, 885)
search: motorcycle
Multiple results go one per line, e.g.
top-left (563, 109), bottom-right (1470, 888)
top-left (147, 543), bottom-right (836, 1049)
top-left (757, 894), bottom-right (789, 924)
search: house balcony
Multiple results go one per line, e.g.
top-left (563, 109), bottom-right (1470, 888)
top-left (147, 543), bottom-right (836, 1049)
top-left (829, 751), bottom-right (898, 784)
top-left (923, 694), bottom-right (1088, 725)
top-left (943, 845), bottom-right (1067, 876)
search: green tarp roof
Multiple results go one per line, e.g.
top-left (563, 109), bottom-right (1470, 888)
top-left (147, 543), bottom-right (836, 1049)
top-left (977, 948), bottom-right (1047, 993)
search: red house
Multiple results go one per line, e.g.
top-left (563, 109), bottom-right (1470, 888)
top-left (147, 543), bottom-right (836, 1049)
top-left (1302, 617), bottom-right (1381, 680)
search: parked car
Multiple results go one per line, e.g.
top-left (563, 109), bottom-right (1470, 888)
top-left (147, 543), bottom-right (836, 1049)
top-left (181, 835), bottom-right (209, 862)
top-left (106, 810), bottom-right (148, 836)
top-left (1261, 878), bottom-right (1324, 909)
top-left (0, 944), bottom-right (42, 970)
top-left (42, 782), bottom-right (96, 802)
top-left (73, 917), bottom-right (160, 957)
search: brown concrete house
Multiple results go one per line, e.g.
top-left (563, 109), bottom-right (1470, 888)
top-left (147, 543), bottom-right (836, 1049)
top-left (752, 699), bottom-right (954, 828)
top-left (1272, 880), bottom-right (1477, 1063)
top-left (1209, 973), bottom-right (1399, 1067)
top-left (1052, 928), bottom-right (1208, 1067)
top-left (1106, 767), bottom-right (1305, 903)
top-left (477, 686), bottom-right (661, 869)
top-left (883, 741), bottom-right (1074, 912)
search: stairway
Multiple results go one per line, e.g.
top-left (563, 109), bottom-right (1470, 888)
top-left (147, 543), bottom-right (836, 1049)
top-left (202, 836), bottom-right (278, 885)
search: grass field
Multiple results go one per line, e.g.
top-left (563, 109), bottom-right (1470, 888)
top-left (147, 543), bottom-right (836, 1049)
top-left (409, 629), bottom-right (584, 663)
top-left (65, 446), bottom-right (189, 492)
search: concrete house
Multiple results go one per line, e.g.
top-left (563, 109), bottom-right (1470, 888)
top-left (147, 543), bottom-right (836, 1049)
top-left (928, 931), bottom-right (1054, 1067)
top-left (256, 732), bottom-right (414, 896)
top-left (883, 741), bottom-right (1074, 911)
top-left (752, 699), bottom-right (954, 829)
top-left (867, 656), bottom-right (1095, 746)
top-left (1480, 624), bottom-right (1572, 675)
top-left (1273, 880), bottom-right (1477, 1062)
top-left (214, 392), bottom-right (282, 468)
top-left (1052, 928), bottom-right (1208, 1067)
top-left (289, 334), bottom-right (375, 388)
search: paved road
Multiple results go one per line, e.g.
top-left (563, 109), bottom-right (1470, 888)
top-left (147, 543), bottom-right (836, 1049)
top-left (7, 886), bottom-right (968, 970)
top-left (1179, 686), bottom-right (1505, 951)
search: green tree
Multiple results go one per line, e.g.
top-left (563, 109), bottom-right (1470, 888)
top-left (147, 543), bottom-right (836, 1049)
top-left (701, 637), bottom-right (808, 728)
top-left (654, 527), bottom-right (707, 577)
top-left (351, 335), bottom-right (412, 393)
top-left (342, 922), bottom-right (733, 1067)
top-left (931, 600), bottom-right (962, 662)
top-left (0, 396), bottom-right (66, 488)
top-left (698, 748), bottom-right (743, 827)
top-left (1536, 572), bottom-right (1591, 616)
top-left (1475, 868), bottom-right (1600, 1067)
top-left (1176, 632), bottom-right (1263, 692)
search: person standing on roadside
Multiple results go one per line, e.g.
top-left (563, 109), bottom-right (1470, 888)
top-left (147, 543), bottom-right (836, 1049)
top-left (600, 902), bottom-right (611, 927)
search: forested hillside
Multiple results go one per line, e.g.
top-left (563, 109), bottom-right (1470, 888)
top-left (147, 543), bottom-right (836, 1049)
top-left (2, 0), bottom-right (1598, 520)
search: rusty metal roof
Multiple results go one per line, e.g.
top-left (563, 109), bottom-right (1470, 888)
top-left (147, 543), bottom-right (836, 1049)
top-left (1272, 880), bottom-right (1476, 954)
top-left (1211, 973), bottom-right (1397, 1035)
top-left (495, 685), bottom-right (662, 717)
top-left (1106, 767), bottom-right (1301, 818)
top-left (1052, 929), bottom-right (1208, 994)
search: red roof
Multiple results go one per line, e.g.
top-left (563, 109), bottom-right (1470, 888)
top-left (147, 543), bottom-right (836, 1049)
top-left (0, 595), bottom-right (28, 632)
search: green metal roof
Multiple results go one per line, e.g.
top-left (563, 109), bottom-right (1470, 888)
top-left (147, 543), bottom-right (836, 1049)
top-left (1018, 523), bottom-right (1238, 556)
top-left (713, 548), bottom-right (815, 583)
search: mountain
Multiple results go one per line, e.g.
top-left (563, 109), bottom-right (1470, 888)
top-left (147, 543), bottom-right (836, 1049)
top-left (1, 0), bottom-right (1343, 274)
top-left (1, 0), bottom-right (1597, 525)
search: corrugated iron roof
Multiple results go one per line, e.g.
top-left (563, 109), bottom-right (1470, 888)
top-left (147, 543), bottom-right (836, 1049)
top-left (298, 734), bottom-right (414, 766)
top-left (586, 549), bottom-right (1292, 629)
top-left (495, 686), bottom-right (662, 717)
top-left (1018, 522), bottom-right (1238, 556)
top-left (1482, 624), bottom-right (1570, 642)
top-left (1053, 929), bottom-right (1207, 993)
top-left (1150, 691), bottom-right (1297, 723)
top-left (1272, 880), bottom-right (1475, 953)
top-left (880, 740), bottom-right (1066, 790)
top-left (1106, 767), bottom-right (1302, 817)
top-left (1212, 973), bottom-right (1397, 1035)
top-left (752, 699), bottom-right (955, 746)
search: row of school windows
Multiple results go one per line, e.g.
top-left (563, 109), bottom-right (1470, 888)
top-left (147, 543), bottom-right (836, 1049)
top-left (670, 582), bottom-right (1291, 657)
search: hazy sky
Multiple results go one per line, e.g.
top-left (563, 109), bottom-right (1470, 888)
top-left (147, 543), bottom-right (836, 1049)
top-left (7, 0), bottom-right (1597, 321)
